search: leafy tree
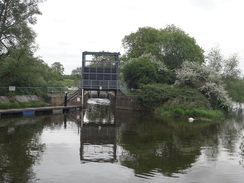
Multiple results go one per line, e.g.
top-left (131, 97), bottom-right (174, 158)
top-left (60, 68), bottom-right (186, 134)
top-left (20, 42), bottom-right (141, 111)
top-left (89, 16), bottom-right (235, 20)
top-left (122, 54), bottom-right (176, 88)
top-left (122, 55), bottom-right (158, 88)
top-left (0, 48), bottom-right (50, 86)
top-left (122, 27), bottom-right (162, 60)
top-left (205, 47), bottom-right (243, 102)
top-left (121, 25), bottom-right (204, 70)
top-left (0, 0), bottom-right (53, 88)
top-left (205, 47), bottom-right (242, 79)
top-left (222, 53), bottom-right (241, 79)
top-left (51, 62), bottom-right (64, 75)
top-left (160, 25), bottom-right (204, 69)
top-left (205, 47), bottom-right (223, 73)
top-left (0, 0), bottom-right (42, 54)
top-left (71, 67), bottom-right (81, 78)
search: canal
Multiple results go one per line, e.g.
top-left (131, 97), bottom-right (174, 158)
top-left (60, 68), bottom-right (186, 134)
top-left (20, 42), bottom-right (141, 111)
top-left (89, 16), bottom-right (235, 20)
top-left (0, 99), bottom-right (244, 183)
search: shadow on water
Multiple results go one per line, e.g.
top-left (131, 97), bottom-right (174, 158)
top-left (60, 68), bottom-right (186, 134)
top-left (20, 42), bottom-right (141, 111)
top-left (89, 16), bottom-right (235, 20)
top-left (0, 100), bottom-right (244, 182)
top-left (0, 113), bottom-right (81, 183)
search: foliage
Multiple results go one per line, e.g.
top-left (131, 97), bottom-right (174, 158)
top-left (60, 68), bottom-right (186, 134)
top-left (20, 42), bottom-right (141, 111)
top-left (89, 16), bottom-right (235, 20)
top-left (175, 61), bottom-right (232, 110)
top-left (0, 48), bottom-right (51, 87)
top-left (54, 79), bottom-right (77, 88)
top-left (122, 54), bottom-right (175, 88)
top-left (122, 27), bottom-right (162, 60)
top-left (137, 84), bottom-right (211, 110)
top-left (199, 82), bottom-right (232, 110)
top-left (222, 54), bottom-right (242, 79)
top-left (121, 25), bottom-right (204, 70)
top-left (205, 47), bottom-right (223, 73)
top-left (161, 25), bottom-right (204, 69)
top-left (0, 0), bottom-right (59, 88)
top-left (205, 47), bottom-right (243, 103)
top-left (122, 55), bottom-right (159, 88)
top-left (155, 105), bottom-right (224, 119)
top-left (71, 67), bottom-right (81, 79)
top-left (175, 61), bottom-right (211, 88)
top-left (224, 77), bottom-right (244, 102)
top-left (51, 62), bottom-right (64, 76)
top-left (205, 46), bottom-right (242, 79)
top-left (0, 0), bottom-right (42, 54)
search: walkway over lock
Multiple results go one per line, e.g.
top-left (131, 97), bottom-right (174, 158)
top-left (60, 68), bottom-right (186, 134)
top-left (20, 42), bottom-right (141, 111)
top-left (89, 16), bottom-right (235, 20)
top-left (81, 51), bottom-right (120, 91)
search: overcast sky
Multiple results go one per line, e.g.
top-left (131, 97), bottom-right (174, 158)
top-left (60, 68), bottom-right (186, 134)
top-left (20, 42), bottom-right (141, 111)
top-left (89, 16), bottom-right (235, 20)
top-left (33, 0), bottom-right (244, 75)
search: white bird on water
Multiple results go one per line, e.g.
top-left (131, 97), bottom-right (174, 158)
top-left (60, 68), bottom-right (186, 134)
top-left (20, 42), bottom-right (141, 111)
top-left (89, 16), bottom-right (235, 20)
top-left (188, 117), bottom-right (194, 123)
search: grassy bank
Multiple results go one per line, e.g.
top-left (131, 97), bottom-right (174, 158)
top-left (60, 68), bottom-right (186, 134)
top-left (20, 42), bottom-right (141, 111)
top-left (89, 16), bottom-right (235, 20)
top-left (155, 104), bottom-right (224, 119)
top-left (136, 84), bottom-right (226, 120)
top-left (0, 101), bottom-right (49, 110)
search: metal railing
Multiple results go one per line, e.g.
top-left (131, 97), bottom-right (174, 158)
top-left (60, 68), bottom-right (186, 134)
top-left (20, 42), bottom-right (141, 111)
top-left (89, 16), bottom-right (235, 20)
top-left (0, 87), bottom-right (78, 96)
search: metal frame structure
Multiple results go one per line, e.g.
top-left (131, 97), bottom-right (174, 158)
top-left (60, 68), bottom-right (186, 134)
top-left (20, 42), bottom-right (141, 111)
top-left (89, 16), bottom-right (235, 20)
top-left (81, 51), bottom-right (120, 91)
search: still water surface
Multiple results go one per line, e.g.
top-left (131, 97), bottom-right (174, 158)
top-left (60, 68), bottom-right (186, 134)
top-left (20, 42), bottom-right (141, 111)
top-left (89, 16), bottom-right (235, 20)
top-left (0, 99), bottom-right (244, 183)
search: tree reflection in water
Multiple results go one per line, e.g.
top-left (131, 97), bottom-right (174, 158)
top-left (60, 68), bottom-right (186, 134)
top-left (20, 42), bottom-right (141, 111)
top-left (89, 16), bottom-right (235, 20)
top-left (0, 113), bottom-right (81, 183)
top-left (0, 117), bottom-right (47, 183)
top-left (80, 100), bottom-right (244, 178)
top-left (116, 110), bottom-right (224, 177)
top-left (0, 102), bottom-right (243, 182)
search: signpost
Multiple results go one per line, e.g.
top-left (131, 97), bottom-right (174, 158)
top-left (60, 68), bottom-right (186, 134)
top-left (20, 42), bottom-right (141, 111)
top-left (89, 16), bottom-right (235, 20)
top-left (9, 86), bottom-right (16, 92)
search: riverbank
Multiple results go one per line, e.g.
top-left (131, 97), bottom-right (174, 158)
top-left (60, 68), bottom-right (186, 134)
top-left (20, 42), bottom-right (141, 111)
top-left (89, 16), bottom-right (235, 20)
top-left (0, 105), bottom-right (82, 119)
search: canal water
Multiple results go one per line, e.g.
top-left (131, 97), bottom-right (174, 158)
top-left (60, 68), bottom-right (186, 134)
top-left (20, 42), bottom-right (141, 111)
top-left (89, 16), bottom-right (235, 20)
top-left (0, 100), bottom-right (244, 183)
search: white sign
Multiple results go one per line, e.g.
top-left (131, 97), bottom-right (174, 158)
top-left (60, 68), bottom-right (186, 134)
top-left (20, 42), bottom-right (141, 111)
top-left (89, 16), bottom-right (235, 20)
top-left (9, 86), bottom-right (16, 92)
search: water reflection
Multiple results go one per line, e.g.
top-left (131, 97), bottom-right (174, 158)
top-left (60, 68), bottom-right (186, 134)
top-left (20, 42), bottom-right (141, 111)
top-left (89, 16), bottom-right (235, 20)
top-left (83, 98), bottom-right (114, 124)
top-left (0, 101), bottom-right (243, 182)
top-left (80, 98), bottom-right (117, 163)
top-left (0, 116), bottom-right (48, 183)
top-left (116, 110), bottom-right (221, 177)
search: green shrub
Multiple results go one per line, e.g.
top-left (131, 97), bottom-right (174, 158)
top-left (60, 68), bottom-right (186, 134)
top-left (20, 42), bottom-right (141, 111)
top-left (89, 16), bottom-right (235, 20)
top-left (137, 84), bottom-right (211, 110)
top-left (155, 105), bottom-right (224, 119)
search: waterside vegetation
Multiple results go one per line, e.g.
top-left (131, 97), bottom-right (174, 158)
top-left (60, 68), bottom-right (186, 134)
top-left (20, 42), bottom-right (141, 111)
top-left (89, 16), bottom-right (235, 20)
top-left (0, 101), bottom-right (48, 110)
top-left (121, 25), bottom-right (243, 120)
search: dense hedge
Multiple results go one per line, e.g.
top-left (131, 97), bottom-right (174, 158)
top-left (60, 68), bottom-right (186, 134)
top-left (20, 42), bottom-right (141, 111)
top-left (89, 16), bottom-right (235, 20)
top-left (137, 84), bottom-right (211, 110)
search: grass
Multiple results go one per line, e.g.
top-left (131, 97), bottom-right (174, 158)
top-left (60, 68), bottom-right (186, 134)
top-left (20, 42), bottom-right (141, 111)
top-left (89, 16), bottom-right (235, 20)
top-left (0, 101), bottom-right (49, 110)
top-left (155, 104), bottom-right (224, 120)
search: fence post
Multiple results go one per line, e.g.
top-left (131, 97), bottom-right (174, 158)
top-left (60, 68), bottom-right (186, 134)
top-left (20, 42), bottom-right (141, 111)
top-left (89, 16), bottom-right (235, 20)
top-left (64, 92), bottom-right (68, 107)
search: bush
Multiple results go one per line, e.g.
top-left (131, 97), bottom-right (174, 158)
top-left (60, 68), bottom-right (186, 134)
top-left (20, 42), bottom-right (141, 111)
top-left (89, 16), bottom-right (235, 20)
top-left (175, 61), bottom-right (232, 111)
top-left (199, 82), bottom-right (232, 110)
top-left (137, 84), bottom-right (211, 110)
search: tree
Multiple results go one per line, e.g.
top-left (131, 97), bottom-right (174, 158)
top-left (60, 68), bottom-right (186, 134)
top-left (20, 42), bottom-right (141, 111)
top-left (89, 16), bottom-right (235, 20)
top-left (51, 62), bottom-right (64, 76)
top-left (0, 0), bottom-right (42, 55)
top-left (122, 54), bottom-right (175, 88)
top-left (122, 27), bottom-right (163, 60)
top-left (205, 47), bottom-right (223, 73)
top-left (160, 25), bottom-right (204, 69)
top-left (0, 48), bottom-right (51, 86)
top-left (121, 25), bottom-right (204, 70)
top-left (122, 55), bottom-right (158, 88)
top-left (222, 53), bottom-right (241, 79)
top-left (71, 67), bottom-right (81, 78)
top-left (205, 47), bottom-right (241, 79)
